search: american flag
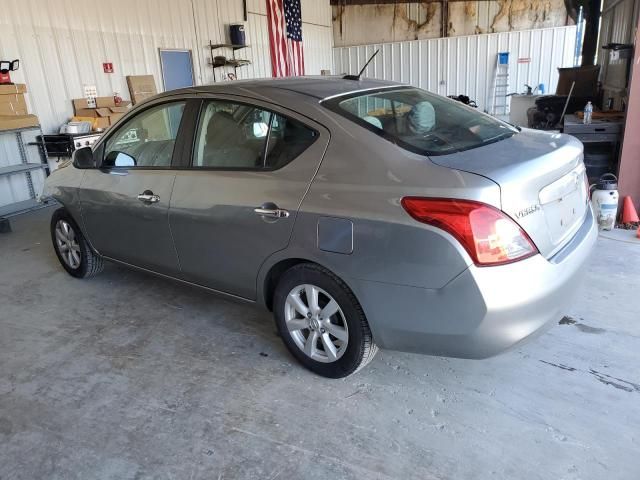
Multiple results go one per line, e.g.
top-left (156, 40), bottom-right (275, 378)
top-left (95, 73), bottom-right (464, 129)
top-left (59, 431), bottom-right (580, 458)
top-left (266, 0), bottom-right (305, 77)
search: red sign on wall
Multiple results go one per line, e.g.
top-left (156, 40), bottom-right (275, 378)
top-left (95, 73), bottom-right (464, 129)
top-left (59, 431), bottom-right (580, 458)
top-left (103, 62), bottom-right (114, 73)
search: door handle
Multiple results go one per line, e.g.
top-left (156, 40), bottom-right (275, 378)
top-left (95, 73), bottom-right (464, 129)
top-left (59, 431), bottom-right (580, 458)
top-left (254, 205), bottom-right (290, 218)
top-left (137, 190), bottom-right (160, 204)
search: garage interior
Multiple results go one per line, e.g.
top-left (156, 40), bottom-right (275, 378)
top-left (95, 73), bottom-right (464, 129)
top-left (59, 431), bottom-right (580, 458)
top-left (1, 0), bottom-right (640, 479)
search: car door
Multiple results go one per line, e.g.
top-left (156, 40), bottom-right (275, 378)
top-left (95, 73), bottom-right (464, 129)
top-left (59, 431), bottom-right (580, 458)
top-left (169, 97), bottom-right (329, 299)
top-left (79, 99), bottom-right (195, 275)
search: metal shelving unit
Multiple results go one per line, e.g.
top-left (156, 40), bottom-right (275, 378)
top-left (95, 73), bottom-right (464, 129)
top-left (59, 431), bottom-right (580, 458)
top-left (208, 41), bottom-right (251, 82)
top-left (0, 125), bottom-right (50, 220)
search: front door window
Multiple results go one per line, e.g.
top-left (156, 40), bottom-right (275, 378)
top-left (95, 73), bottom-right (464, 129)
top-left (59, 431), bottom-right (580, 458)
top-left (103, 102), bottom-right (186, 168)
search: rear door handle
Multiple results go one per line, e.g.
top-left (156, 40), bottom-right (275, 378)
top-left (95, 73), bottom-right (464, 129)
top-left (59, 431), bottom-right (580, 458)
top-left (254, 203), bottom-right (290, 218)
top-left (137, 190), bottom-right (160, 204)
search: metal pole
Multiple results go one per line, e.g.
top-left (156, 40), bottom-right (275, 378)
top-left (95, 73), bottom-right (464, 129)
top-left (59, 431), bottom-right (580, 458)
top-left (559, 81), bottom-right (576, 126)
top-left (574, 6), bottom-right (584, 66)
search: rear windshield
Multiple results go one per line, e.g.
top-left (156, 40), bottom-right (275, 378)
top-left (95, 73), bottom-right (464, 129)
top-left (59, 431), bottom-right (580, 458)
top-left (323, 87), bottom-right (517, 156)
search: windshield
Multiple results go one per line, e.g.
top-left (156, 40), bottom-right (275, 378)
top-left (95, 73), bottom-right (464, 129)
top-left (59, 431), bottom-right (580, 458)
top-left (324, 87), bottom-right (518, 156)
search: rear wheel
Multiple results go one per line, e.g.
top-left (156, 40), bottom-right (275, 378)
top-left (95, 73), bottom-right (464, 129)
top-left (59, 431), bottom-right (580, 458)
top-left (50, 208), bottom-right (103, 278)
top-left (273, 264), bottom-right (378, 378)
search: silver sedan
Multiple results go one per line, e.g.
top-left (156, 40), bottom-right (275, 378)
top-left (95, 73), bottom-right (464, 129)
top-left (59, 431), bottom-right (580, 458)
top-left (43, 77), bottom-right (597, 378)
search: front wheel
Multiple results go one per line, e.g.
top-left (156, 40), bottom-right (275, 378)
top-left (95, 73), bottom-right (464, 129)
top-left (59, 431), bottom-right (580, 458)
top-left (50, 208), bottom-right (103, 278)
top-left (273, 264), bottom-right (378, 378)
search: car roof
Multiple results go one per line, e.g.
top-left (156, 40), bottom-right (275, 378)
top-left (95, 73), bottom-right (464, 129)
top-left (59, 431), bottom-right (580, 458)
top-left (165, 76), bottom-right (404, 101)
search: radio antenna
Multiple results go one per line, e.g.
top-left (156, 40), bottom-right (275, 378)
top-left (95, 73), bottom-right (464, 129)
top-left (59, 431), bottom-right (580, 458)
top-left (343, 49), bottom-right (379, 81)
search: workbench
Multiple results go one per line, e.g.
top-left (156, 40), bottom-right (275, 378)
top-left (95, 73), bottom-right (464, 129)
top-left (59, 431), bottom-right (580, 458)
top-left (563, 114), bottom-right (624, 180)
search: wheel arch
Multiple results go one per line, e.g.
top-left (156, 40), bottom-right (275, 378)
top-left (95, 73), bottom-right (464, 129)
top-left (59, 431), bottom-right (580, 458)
top-left (260, 257), bottom-right (360, 313)
top-left (262, 258), bottom-right (311, 311)
top-left (51, 203), bottom-right (100, 256)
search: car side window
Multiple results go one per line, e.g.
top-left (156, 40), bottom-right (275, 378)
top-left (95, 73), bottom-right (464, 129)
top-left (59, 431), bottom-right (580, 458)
top-left (193, 101), bottom-right (317, 170)
top-left (103, 102), bottom-right (186, 168)
top-left (264, 114), bottom-right (317, 169)
top-left (193, 102), bottom-right (271, 168)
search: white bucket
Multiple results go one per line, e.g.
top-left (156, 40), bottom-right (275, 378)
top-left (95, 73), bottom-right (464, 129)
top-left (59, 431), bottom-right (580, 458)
top-left (591, 174), bottom-right (619, 231)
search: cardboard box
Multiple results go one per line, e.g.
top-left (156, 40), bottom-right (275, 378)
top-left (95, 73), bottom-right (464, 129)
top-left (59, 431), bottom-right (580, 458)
top-left (96, 96), bottom-right (117, 108)
top-left (72, 98), bottom-right (92, 112)
top-left (0, 94), bottom-right (28, 115)
top-left (72, 115), bottom-right (106, 131)
top-left (71, 97), bottom-right (131, 130)
top-left (72, 97), bottom-right (130, 115)
top-left (126, 75), bottom-right (157, 105)
top-left (0, 84), bottom-right (29, 116)
top-left (108, 106), bottom-right (129, 125)
top-left (0, 114), bottom-right (39, 131)
top-left (0, 84), bottom-right (27, 95)
top-left (94, 117), bottom-right (111, 130)
top-left (110, 105), bottom-right (129, 114)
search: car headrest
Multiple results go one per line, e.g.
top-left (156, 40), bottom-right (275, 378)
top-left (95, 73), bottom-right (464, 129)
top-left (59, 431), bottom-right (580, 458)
top-left (206, 111), bottom-right (237, 144)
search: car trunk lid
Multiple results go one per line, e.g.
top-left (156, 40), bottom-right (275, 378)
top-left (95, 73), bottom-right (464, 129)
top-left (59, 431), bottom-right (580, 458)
top-left (429, 129), bottom-right (588, 258)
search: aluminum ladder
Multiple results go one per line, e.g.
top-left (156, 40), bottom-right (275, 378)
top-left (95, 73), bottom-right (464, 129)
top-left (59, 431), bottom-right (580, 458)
top-left (491, 52), bottom-right (510, 118)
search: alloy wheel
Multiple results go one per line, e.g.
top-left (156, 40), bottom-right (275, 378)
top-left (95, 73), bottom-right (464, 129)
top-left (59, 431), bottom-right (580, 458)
top-left (284, 284), bottom-right (349, 363)
top-left (54, 220), bottom-right (81, 269)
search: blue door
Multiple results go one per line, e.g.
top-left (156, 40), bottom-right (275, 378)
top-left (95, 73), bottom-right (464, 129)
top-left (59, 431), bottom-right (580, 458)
top-left (159, 49), bottom-right (195, 91)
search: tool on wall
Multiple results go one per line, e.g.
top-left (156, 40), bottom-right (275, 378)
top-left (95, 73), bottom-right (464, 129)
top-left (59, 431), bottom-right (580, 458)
top-left (0, 59), bottom-right (19, 84)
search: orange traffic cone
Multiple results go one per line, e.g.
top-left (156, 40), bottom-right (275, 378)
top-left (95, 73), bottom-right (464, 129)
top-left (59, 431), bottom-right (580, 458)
top-left (621, 196), bottom-right (640, 224)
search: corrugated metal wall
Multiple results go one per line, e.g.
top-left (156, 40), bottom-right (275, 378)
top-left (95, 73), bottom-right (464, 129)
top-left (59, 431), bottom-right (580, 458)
top-left (598, 0), bottom-right (640, 109)
top-left (334, 25), bottom-right (577, 113)
top-left (599, 0), bottom-right (638, 56)
top-left (0, 0), bottom-right (332, 133)
top-left (0, 0), bottom-right (332, 209)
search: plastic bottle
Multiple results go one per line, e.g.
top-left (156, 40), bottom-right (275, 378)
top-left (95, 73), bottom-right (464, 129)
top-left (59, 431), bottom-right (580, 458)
top-left (583, 101), bottom-right (593, 125)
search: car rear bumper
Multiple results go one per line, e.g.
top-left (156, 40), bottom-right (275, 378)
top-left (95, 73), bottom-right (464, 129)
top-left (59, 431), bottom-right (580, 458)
top-left (351, 204), bottom-right (598, 358)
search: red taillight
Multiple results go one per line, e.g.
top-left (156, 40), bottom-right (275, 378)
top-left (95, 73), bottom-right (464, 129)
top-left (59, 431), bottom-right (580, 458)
top-left (401, 197), bottom-right (538, 266)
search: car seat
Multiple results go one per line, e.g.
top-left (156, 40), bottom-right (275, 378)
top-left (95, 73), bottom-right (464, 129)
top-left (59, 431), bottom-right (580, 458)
top-left (203, 111), bottom-right (260, 168)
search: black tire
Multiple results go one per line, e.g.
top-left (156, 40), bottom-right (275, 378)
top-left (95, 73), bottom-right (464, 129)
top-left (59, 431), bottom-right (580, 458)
top-left (273, 263), bottom-right (378, 378)
top-left (50, 208), bottom-right (104, 278)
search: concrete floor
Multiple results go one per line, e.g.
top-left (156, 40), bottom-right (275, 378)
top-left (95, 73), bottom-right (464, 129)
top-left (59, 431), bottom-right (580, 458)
top-left (1, 207), bottom-right (639, 480)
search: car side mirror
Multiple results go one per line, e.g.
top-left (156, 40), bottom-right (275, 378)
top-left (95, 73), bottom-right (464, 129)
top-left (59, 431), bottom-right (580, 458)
top-left (72, 147), bottom-right (95, 169)
top-left (104, 150), bottom-right (136, 168)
